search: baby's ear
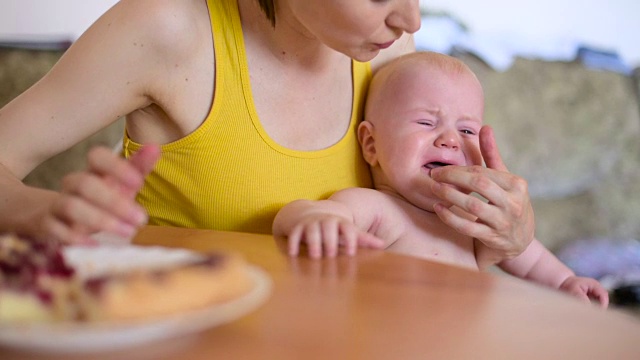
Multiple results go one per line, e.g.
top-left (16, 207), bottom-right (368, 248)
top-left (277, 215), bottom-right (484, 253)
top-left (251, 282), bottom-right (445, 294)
top-left (357, 121), bottom-right (378, 166)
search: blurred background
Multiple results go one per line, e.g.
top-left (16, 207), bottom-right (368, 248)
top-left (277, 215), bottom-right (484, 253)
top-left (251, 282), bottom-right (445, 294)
top-left (420, 0), bottom-right (640, 68)
top-left (1, 0), bottom-right (639, 305)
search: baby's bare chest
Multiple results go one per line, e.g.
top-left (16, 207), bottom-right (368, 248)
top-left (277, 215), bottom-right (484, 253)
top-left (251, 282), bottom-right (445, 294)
top-left (383, 208), bottom-right (478, 270)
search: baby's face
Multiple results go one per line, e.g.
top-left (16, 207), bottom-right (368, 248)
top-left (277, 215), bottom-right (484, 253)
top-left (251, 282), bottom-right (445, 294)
top-left (365, 61), bottom-right (485, 211)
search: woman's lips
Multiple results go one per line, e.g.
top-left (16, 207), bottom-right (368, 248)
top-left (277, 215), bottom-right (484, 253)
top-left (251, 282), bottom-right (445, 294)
top-left (376, 41), bottom-right (395, 50)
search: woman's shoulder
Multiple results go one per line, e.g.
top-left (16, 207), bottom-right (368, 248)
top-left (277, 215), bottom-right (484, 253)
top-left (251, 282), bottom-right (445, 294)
top-left (110, 0), bottom-right (212, 60)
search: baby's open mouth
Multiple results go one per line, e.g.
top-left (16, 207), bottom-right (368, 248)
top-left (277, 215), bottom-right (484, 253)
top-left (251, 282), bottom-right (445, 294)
top-left (424, 162), bottom-right (452, 169)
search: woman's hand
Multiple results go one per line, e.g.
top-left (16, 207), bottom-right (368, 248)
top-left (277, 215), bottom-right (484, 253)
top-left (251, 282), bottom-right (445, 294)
top-left (36, 144), bottom-right (160, 244)
top-left (430, 125), bottom-right (535, 267)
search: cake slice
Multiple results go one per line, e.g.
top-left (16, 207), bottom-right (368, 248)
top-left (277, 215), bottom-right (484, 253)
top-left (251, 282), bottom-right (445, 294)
top-left (0, 233), bottom-right (254, 323)
top-left (0, 233), bottom-right (79, 322)
top-left (79, 251), bottom-right (254, 321)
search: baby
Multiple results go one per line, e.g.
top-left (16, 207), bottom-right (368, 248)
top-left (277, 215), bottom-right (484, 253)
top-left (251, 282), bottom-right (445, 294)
top-left (273, 51), bottom-right (609, 308)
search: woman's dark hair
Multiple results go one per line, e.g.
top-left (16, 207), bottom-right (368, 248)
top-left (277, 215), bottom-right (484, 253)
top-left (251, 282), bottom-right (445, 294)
top-left (258, 0), bottom-right (276, 27)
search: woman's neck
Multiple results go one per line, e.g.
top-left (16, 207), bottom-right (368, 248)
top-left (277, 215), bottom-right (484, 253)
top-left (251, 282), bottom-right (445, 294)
top-left (237, 0), bottom-right (344, 71)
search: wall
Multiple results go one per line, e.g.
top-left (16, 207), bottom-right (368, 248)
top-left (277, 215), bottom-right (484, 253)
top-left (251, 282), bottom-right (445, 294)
top-left (1, 1), bottom-right (638, 68)
top-left (0, 0), bottom-right (118, 42)
top-left (420, 0), bottom-right (640, 68)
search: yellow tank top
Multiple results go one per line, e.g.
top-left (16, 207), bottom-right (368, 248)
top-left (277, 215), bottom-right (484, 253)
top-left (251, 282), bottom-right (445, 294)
top-left (123, 0), bottom-right (372, 234)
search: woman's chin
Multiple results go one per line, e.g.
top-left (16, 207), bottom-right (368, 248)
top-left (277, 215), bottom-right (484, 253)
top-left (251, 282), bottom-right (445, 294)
top-left (345, 47), bottom-right (380, 63)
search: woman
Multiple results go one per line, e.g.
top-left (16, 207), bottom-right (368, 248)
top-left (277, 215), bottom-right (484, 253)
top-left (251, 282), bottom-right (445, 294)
top-left (0, 0), bottom-right (532, 262)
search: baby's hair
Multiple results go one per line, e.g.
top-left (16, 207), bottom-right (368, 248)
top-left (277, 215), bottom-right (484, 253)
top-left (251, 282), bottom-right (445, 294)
top-left (365, 51), bottom-right (480, 121)
top-left (370, 51), bottom-right (479, 100)
top-left (383, 51), bottom-right (474, 79)
top-left (257, 0), bottom-right (276, 27)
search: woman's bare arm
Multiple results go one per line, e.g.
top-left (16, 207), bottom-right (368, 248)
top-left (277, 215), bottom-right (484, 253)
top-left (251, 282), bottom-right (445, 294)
top-left (0, 0), bottom-right (204, 241)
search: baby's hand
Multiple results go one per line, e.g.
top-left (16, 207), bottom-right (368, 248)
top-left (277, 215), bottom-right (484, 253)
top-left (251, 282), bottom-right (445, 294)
top-left (286, 214), bottom-right (384, 259)
top-left (559, 276), bottom-right (609, 308)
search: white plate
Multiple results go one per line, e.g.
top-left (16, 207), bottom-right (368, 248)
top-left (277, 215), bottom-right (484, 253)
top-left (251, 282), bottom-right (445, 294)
top-left (0, 246), bottom-right (272, 354)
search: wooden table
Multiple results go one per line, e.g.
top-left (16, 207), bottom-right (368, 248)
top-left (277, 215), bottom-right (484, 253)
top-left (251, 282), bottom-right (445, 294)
top-left (3, 225), bottom-right (640, 359)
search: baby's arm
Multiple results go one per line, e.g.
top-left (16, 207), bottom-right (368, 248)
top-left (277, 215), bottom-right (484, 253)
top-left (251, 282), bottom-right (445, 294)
top-left (272, 190), bottom-right (385, 258)
top-left (496, 240), bottom-right (609, 308)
